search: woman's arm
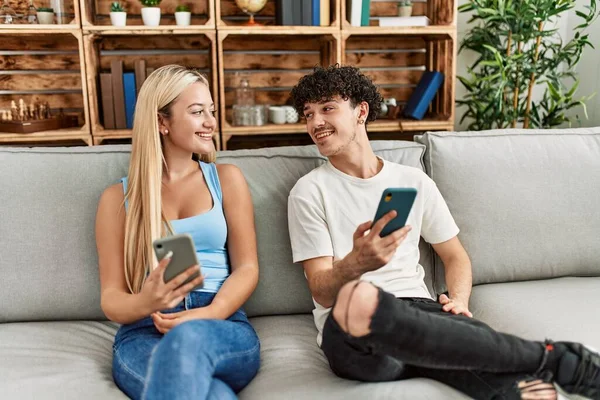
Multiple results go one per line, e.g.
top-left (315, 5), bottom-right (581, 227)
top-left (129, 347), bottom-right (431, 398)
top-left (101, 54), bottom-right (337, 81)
top-left (206, 164), bottom-right (259, 319)
top-left (96, 184), bottom-right (151, 323)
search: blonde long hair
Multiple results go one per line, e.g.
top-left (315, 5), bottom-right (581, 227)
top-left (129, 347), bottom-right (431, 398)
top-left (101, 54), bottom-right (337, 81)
top-left (123, 65), bottom-right (216, 294)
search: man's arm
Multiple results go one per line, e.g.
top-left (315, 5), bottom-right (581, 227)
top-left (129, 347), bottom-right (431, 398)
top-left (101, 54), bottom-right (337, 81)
top-left (302, 215), bottom-right (412, 308)
top-left (432, 236), bottom-right (473, 317)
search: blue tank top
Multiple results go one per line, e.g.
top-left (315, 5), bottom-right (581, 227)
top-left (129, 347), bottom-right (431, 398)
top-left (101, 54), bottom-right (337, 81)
top-left (121, 161), bottom-right (230, 293)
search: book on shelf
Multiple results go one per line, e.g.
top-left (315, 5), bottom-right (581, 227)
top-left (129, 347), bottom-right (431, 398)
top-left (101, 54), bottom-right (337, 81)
top-left (377, 16), bottom-right (431, 27)
top-left (311, 0), bottom-right (319, 26)
top-left (99, 73), bottom-right (115, 129)
top-left (403, 71), bottom-right (444, 120)
top-left (320, 0), bottom-right (330, 26)
top-left (347, 0), bottom-right (361, 26)
top-left (123, 72), bottom-right (137, 130)
top-left (110, 60), bottom-right (127, 130)
top-left (360, 0), bottom-right (370, 26)
top-left (301, 0), bottom-right (312, 26)
top-left (277, 0), bottom-right (330, 26)
top-left (134, 60), bottom-right (146, 95)
top-left (99, 61), bottom-right (153, 130)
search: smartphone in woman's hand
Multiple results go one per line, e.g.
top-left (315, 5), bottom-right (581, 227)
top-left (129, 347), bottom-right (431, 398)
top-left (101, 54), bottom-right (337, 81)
top-left (153, 233), bottom-right (204, 290)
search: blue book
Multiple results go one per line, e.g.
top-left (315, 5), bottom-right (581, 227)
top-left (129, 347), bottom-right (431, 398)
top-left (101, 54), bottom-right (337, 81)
top-left (403, 71), bottom-right (444, 120)
top-left (123, 72), bottom-right (137, 129)
top-left (311, 0), bottom-right (320, 26)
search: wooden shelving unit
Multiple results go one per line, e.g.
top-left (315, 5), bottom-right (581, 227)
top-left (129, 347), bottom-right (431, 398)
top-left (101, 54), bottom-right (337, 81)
top-left (0, 0), bottom-right (457, 148)
top-left (83, 30), bottom-right (219, 148)
top-left (0, 29), bottom-right (92, 146)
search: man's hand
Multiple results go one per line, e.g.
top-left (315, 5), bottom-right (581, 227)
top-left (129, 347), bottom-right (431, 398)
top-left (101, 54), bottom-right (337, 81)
top-left (346, 210), bottom-right (412, 275)
top-left (438, 294), bottom-right (473, 318)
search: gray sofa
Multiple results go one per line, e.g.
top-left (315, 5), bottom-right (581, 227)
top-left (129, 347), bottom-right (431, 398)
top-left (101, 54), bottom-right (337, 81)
top-left (1, 128), bottom-right (599, 399)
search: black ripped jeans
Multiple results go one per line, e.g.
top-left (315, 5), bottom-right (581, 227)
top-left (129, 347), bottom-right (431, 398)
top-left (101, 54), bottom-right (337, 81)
top-left (321, 287), bottom-right (554, 400)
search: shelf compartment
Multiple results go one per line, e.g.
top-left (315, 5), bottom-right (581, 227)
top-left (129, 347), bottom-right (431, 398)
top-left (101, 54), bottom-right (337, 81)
top-left (217, 0), bottom-right (339, 29)
top-left (83, 32), bottom-right (219, 148)
top-left (342, 0), bottom-right (455, 28)
top-left (217, 31), bottom-right (339, 149)
top-left (0, 32), bottom-right (91, 145)
top-left (0, 0), bottom-right (80, 26)
top-left (81, 0), bottom-right (214, 28)
top-left (342, 33), bottom-right (454, 132)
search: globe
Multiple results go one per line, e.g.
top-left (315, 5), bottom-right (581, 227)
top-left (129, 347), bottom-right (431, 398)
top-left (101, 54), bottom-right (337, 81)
top-left (234, 0), bottom-right (267, 25)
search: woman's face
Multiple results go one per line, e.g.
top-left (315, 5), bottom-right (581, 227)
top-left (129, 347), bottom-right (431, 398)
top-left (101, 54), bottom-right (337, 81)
top-left (160, 82), bottom-right (217, 155)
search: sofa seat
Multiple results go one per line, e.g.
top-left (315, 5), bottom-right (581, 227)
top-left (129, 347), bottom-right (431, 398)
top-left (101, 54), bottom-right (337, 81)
top-left (240, 315), bottom-right (468, 400)
top-left (470, 277), bottom-right (600, 349)
top-left (0, 315), bottom-right (469, 400)
top-left (0, 321), bottom-right (125, 399)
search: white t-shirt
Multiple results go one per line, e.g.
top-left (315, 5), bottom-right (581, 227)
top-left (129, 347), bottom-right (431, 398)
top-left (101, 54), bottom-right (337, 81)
top-left (287, 158), bottom-right (460, 346)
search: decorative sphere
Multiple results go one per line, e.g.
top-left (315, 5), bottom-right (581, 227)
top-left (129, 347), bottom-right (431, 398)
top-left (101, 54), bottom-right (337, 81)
top-left (235, 0), bottom-right (268, 14)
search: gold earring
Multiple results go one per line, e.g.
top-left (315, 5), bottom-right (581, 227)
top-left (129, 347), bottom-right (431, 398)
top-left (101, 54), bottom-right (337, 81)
top-left (358, 119), bottom-right (365, 125)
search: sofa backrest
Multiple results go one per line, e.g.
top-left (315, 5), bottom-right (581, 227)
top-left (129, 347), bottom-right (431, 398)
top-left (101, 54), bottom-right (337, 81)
top-left (0, 141), bottom-right (428, 322)
top-left (415, 128), bottom-right (600, 294)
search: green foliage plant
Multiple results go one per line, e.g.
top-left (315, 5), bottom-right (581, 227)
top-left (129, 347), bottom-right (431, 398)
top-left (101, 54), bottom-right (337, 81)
top-left (140, 0), bottom-right (161, 7)
top-left (175, 4), bottom-right (190, 12)
top-left (458, 0), bottom-right (599, 130)
top-left (110, 1), bottom-right (125, 12)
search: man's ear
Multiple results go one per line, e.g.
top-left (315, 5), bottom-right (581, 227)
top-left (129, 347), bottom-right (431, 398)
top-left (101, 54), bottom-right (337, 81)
top-left (358, 101), bottom-right (370, 122)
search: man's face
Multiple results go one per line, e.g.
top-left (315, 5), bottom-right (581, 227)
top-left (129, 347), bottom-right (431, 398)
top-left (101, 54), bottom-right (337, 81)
top-left (302, 95), bottom-right (362, 157)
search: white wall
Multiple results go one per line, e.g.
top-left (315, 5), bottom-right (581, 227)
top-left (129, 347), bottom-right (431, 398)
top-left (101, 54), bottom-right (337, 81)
top-left (455, 0), bottom-right (600, 131)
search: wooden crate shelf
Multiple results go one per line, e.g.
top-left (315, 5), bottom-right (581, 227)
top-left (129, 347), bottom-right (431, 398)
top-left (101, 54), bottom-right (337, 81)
top-left (342, 33), bottom-right (455, 132)
top-left (0, 0), bottom-right (457, 147)
top-left (342, 0), bottom-right (455, 28)
top-left (0, 32), bottom-right (92, 145)
top-left (83, 31), bottom-right (220, 148)
top-left (0, 0), bottom-right (81, 26)
top-left (217, 0), bottom-right (339, 28)
top-left (80, 0), bottom-right (214, 28)
top-left (217, 31), bottom-right (339, 149)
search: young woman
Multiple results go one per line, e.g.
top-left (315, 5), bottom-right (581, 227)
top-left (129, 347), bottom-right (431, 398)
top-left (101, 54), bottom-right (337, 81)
top-left (95, 65), bottom-right (260, 400)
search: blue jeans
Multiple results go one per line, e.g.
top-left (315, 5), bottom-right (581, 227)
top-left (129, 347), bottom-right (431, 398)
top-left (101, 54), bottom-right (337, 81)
top-left (112, 291), bottom-right (260, 400)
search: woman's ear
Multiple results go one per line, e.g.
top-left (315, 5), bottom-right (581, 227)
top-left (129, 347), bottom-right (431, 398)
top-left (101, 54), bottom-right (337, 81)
top-left (157, 114), bottom-right (169, 135)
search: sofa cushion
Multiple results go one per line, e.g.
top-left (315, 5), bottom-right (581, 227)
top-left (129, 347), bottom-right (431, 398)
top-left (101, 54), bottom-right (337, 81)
top-left (0, 146), bottom-right (130, 322)
top-left (239, 315), bottom-right (469, 400)
top-left (469, 277), bottom-right (600, 350)
top-left (415, 128), bottom-right (600, 292)
top-left (0, 321), bottom-right (125, 399)
top-left (0, 141), bottom-right (427, 322)
top-left (217, 141), bottom-right (430, 317)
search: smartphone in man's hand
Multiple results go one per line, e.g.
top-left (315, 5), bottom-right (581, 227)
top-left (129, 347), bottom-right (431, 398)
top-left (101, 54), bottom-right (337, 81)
top-left (373, 188), bottom-right (417, 237)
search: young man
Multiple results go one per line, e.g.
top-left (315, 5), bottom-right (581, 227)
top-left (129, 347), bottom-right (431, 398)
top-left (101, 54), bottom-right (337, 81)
top-left (287, 65), bottom-right (600, 400)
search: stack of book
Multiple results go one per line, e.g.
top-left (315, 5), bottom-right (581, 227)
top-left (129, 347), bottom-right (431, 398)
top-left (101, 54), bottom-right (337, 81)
top-left (347, 0), bottom-right (431, 27)
top-left (275, 0), bottom-right (330, 26)
top-left (99, 60), bottom-right (155, 130)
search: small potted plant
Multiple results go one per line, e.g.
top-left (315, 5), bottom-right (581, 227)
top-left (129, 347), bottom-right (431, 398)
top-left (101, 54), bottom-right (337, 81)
top-left (174, 4), bottom-right (191, 26)
top-left (110, 1), bottom-right (127, 26)
top-left (140, 0), bottom-right (161, 26)
top-left (398, 0), bottom-right (412, 17)
top-left (36, 7), bottom-right (54, 24)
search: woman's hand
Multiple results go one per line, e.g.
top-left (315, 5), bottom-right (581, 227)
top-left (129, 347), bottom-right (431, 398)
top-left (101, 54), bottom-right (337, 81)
top-left (151, 307), bottom-right (215, 334)
top-left (139, 251), bottom-right (204, 314)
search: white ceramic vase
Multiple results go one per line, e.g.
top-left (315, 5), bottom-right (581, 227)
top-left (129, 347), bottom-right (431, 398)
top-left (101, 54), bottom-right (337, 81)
top-left (175, 11), bottom-right (191, 26)
top-left (36, 11), bottom-right (55, 24)
top-left (141, 7), bottom-right (161, 26)
top-left (110, 11), bottom-right (127, 26)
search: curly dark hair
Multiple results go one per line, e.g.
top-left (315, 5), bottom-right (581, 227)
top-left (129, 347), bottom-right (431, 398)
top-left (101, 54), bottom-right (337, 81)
top-left (290, 65), bottom-right (382, 124)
